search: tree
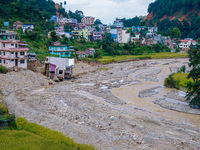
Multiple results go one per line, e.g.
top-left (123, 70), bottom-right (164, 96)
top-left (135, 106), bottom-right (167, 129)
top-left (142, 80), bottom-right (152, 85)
top-left (94, 19), bottom-right (102, 25)
top-left (171, 27), bottom-right (181, 39)
top-left (94, 51), bottom-right (102, 58)
top-left (64, 24), bottom-right (74, 32)
top-left (95, 26), bottom-right (100, 32)
top-left (50, 31), bottom-right (58, 42)
top-left (186, 46), bottom-right (200, 108)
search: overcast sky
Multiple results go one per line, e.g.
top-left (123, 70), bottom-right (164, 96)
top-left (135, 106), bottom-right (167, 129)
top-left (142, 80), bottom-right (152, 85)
top-left (54, 0), bottom-right (155, 24)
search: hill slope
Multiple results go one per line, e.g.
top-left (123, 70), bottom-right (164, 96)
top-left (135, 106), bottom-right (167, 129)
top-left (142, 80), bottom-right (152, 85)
top-left (146, 0), bottom-right (200, 39)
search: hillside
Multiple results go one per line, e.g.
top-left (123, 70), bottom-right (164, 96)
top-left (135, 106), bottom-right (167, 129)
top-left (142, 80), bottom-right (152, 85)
top-left (146, 0), bottom-right (200, 39)
top-left (0, 0), bottom-right (56, 25)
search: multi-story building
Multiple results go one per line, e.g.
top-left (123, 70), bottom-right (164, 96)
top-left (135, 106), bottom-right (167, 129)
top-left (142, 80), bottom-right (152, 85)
top-left (78, 23), bottom-right (86, 29)
top-left (179, 39), bottom-right (197, 51)
top-left (121, 30), bottom-right (131, 43)
top-left (113, 18), bottom-right (124, 27)
top-left (92, 31), bottom-right (103, 41)
top-left (49, 41), bottom-right (75, 58)
top-left (0, 31), bottom-right (28, 68)
top-left (117, 28), bottom-right (122, 43)
top-left (81, 17), bottom-right (95, 26)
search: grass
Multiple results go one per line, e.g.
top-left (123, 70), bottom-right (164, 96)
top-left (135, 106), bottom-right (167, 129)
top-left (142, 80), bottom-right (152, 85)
top-left (98, 52), bottom-right (188, 64)
top-left (172, 73), bottom-right (193, 89)
top-left (0, 130), bottom-right (90, 150)
top-left (0, 116), bottom-right (95, 150)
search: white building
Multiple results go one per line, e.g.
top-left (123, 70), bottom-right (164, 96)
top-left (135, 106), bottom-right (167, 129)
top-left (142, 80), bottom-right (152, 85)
top-left (179, 39), bottom-right (197, 50)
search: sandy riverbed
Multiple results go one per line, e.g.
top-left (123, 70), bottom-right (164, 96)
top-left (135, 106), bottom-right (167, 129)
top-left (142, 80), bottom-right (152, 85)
top-left (0, 58), bottom-right (200, 150)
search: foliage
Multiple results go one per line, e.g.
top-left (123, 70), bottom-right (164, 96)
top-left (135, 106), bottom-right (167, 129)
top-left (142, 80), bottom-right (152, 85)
top-left (68, 10), bottom-right (84, 23)
top-left (186, 46), bottom-right (200, 107)
top-left (50, 31), bottom-right (58, 42)
top-left (164, 73), bottom-right (193, 90)
top-left (0, 0), bottom-right (56, 22)
top-left (16, 117), bottom-right (28, 129)
top-left (0, 66), bottom-right (7, 74)
top-left (148, 0), bottom-right (200, 39)
top-left (164, 73), bottom-right (180, 89)
top-left (94, 19), bottom-right (102, 25)
top-left (171, 27), bottom-right (181, 39)
top-left (94, 51), bottom-right (102, 58)
top-left (64, 24), bottom-right (74, 32)
top-left (122, 16), bottom-right (143, 27)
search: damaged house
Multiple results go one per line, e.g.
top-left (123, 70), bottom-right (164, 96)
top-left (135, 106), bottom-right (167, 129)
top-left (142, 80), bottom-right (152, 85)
top-left (45, 57), bottom-right (74, 81)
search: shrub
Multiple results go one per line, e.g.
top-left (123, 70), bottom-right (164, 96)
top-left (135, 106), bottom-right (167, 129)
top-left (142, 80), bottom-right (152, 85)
top-left (16, 117), bottom-right (28, 129)
top-left (164, 73), bottom-right (180, 89)
top-left (0, 66), bottom-right (7, 74)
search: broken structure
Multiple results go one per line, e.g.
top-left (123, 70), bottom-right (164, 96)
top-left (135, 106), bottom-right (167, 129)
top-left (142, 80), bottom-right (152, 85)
top-left (45, 57), bottom-right (74, 81)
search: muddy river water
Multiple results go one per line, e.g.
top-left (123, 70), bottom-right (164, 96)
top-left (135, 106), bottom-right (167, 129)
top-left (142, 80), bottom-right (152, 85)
top-left (112, 60), bottom-right (200, 128)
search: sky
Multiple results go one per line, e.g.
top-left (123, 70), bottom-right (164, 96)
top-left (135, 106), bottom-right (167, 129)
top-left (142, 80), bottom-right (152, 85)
top-left (54, 0), bottom-right (155, 24)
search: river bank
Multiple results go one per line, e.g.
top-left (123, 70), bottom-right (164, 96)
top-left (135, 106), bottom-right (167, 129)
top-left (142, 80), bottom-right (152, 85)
top-left (0, 58), bottom-right (200, 149)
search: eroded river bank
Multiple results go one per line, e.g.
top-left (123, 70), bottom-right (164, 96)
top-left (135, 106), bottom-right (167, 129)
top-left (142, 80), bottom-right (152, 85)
top-left (0, 58), bottom-right (200, 149)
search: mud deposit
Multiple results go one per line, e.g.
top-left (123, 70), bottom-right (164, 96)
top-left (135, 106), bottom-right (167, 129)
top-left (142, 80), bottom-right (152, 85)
top-left (1, 59), bottom-right (200, 150)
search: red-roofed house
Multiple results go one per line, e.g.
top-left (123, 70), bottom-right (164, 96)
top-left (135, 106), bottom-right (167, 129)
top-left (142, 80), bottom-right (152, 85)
top-left (179, 39), bottom-right (197, 50)
top-left (13, 21), bottom-right (24, 30)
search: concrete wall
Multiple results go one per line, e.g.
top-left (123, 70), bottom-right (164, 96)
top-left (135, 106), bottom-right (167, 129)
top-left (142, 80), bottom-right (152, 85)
top-left (122, 30), bottom-right (130, 44)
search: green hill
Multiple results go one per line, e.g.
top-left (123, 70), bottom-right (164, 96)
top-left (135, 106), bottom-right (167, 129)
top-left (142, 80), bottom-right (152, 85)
top-left (146, 0), bottom-right (200, 39)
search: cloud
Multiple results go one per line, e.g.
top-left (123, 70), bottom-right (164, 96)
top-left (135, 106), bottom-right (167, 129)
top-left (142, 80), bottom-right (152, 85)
top-left (54, 0), bottom-right (155, 24)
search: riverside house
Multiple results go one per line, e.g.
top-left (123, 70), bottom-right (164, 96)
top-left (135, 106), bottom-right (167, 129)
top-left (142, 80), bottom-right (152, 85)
top-left (49, 41), bottom-right (75, 58)
top-left (0, 31), bottom-right (28, 68)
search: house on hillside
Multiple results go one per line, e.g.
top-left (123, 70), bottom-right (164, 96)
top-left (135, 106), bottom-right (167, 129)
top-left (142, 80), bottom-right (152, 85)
top-left (179, 39), bottom-right (197, 51)
top-left (92, 31), bottom-right (103, 41)
top-left (49, 41), bottom-right (75, 58)
top-left (0, 32), bottom-right (28, 68)
top-left (45, 57), bottom-right (74, 80)
top-left (13, 21), bottom-right (24, 30)
top-left (76, 48), bottom-right (95, 58)
top-left (81, 16), bottom-right (95, 26)
top-left (22, 24), bottom-right (34, 33)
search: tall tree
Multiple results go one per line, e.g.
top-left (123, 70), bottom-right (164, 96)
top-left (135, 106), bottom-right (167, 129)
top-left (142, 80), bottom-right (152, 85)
top-left (171, 27), bottom-right (181, 39)
top-left (186, 45), bottom-right (200, 108)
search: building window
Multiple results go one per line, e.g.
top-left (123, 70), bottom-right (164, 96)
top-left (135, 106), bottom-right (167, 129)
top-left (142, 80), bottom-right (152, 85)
top-left (11, 52), bottom-right (14, 54)
top-left (0, 51), bottom-right (1, 55)
top-left (0, 59), bottom-right (1, 63)
top-left (20, 52), bottom-right (24, 55)
top-left (15, 44), bottom-right (17, 48)
top-left (11, 44), bottom-right (14, 46)
top-left (3, 52), bottom-right (5, 56)
top-left (4, 60), bottom-right (5, 64)
top-left (20, 60), bottom-right (25, 64)
top-left (3, 43), bottom-right (5, 47)
top-left (11, 59), bottom-right (14, 61)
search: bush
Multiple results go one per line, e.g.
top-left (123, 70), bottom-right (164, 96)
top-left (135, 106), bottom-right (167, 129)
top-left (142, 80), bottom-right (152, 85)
top-left (0, 66), bottom-right (7, 74)
top-left (16, 117), bottom-right (28, 129)
top-left (164, 73), bottom-right (180, 89)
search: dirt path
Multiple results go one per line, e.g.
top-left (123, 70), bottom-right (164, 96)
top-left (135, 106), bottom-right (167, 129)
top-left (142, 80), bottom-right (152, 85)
top-left (1, 58), bottom-right (200, 150)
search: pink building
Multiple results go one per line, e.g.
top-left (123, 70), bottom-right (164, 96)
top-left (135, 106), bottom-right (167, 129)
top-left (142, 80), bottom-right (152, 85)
top-left (81, 17), bottom-right (95, 26)
top-left (78, 23), bottom-right (86, 29)
top-left (92, 31), bottom-right (103, 41)
top-left (0, 32), bottom-right (28, 68)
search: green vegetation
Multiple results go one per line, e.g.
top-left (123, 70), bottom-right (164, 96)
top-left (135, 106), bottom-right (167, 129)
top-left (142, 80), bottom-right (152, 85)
top-left (98, 52), bottom-right (188, 64)
top-left (147, 0), bottom-right (200, 39)
top-left (0, 66), bottom-right (7, 74)
top-left (186, 45), bottom-right (200, 107)
top-left (164, 73), bottom-right (193, 91)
